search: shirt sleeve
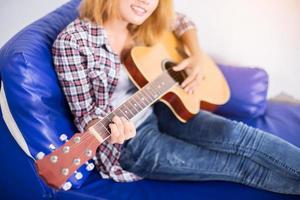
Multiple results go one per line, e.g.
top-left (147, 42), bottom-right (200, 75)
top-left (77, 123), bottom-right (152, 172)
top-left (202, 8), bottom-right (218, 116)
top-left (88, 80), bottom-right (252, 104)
top-left (172, 12), bottom-right (197, 37)
top-left (52, 33), bottom-right (108, 132)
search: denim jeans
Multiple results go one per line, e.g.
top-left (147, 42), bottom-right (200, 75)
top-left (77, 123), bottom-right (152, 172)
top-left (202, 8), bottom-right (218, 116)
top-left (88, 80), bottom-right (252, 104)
top-left (119, 103), bottom-right (300, 194)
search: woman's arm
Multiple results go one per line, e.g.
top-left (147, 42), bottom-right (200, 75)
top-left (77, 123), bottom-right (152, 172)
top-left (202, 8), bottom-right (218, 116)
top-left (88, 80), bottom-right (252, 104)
top-left (53, 32), bottom-right (135, 143)
top-left (181, 29), bottom-right (202, 57)
top-left (172, 12), bottom-right (206, 94)
top-left (53, 33), bottom-right (107, 132)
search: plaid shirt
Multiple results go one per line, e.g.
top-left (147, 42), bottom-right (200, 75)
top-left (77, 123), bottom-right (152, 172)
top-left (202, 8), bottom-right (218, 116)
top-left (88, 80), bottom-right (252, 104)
top-left (52, 12), bottom-right (196, 182)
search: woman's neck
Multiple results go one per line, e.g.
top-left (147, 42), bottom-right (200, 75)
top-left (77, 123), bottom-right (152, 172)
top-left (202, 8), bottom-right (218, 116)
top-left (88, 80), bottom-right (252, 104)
top-left (103, 19), bottom-right (133, 57)
top-left (103, 18), bottom-right (128, 34)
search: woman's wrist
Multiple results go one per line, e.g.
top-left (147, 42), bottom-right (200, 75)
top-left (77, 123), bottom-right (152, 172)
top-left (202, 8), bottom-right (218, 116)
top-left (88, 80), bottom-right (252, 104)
top-left (189, 51), bottom-right (203, 61)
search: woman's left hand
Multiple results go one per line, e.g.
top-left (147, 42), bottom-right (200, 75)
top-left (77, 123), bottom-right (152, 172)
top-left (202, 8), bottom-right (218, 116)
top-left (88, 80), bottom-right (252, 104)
top-left (172, 54), bottom-right (204, 94)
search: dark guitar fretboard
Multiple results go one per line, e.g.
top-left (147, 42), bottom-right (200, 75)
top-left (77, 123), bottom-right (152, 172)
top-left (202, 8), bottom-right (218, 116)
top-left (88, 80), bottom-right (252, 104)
top-left (91, 69), bottom-right (180, 141)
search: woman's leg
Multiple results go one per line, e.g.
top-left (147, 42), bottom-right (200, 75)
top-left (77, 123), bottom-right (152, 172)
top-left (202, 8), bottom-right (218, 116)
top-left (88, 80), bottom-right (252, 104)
top-left (119, 110), bottom-right (300, 194)
top-left (153, 103), bottom-right (300, 180)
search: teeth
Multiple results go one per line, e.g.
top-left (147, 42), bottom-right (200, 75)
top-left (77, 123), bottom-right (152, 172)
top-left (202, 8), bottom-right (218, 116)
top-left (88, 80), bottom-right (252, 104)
top-left (131, 5), bottom-right (146, 14)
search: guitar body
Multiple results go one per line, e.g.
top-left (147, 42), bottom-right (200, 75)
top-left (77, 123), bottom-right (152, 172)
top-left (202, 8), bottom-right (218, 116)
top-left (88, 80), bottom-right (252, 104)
top-left (124, 32), bottom-right (230, 122)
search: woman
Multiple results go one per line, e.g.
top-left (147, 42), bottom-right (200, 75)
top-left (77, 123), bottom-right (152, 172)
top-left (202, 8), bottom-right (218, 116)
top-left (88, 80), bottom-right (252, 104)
top-left (53, 0), bottom-right (300, 194)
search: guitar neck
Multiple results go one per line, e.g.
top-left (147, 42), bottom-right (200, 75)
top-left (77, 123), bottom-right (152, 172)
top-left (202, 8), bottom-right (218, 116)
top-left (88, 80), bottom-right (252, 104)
top-left (89, 69), bottom-right (178, 141)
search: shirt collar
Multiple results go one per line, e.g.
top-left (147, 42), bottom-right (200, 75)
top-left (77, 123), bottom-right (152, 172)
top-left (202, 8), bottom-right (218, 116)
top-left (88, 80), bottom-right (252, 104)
top-left (82, 18), bottom-right (117, 55)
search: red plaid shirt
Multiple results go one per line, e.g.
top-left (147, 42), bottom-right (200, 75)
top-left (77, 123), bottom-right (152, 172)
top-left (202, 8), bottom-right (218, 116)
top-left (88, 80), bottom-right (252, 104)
top-left (52, 12), bottom-right (196, 182)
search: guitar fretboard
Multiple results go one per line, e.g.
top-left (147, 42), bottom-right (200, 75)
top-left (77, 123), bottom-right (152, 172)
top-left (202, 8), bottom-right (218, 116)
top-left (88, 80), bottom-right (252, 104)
top-left (91, 69), bottom-right (178, 141)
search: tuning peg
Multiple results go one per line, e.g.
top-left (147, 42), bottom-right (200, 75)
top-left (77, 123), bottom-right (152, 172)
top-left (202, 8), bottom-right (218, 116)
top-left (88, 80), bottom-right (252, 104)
top-left (62, 181), bottom-right (72, 191)
top-left (61, 168), bottom-right (70, 176)
top-left (85, 149), bottom-right (92, 157)
top-left (36, 152), bottom-right (45, 160)
top-left (50, 155), bottom-right (58, 163)
top-left (85, 162), bottom-right (95, 171)
top-left (73, 158), bottom-right (81, 166)
top-left (73, 136), bottom-right (81, 144)
top-left (59, 134), bottom-right (68, 142)
top-left (62, 146), bottom-right (70, 154)
top-left (75, 172), bottom-right (83, 180)
top-left (49, 144), bottom-right (56, 151)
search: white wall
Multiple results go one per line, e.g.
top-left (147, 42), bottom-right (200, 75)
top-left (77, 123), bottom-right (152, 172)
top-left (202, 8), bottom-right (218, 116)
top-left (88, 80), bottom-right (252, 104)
top-left (0, 0), bottom-right (299, 99)
top-left (0, 0), bottom-right (69, 47)
top-left (174, 0), bottom-right (300, 99)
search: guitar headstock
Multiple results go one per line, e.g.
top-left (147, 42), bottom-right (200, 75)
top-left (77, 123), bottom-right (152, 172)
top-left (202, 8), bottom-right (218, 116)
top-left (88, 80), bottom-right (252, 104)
top-left (36, 131), bottom-right (101, 190)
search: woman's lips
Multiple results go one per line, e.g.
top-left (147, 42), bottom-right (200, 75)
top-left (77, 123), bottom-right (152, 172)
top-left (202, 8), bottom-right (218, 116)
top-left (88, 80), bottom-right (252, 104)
top-left (130, 5), bottom-right (147, 17)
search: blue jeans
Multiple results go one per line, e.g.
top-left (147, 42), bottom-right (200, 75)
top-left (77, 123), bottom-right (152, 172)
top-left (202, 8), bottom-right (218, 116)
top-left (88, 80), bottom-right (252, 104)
top-left (119, 103), bottom-right (300, 194)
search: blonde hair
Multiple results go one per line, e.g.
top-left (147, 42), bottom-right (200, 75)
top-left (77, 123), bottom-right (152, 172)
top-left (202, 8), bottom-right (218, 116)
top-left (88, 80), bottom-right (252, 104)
top-left (79, 0), bottom-right (174, 46)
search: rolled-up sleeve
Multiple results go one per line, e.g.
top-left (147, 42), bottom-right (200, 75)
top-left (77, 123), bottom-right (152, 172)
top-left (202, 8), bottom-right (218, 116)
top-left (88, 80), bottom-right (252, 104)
top-left (172, 12), bottom-right (197, 37)
top-left (52, 33), bottom-right (107, 132)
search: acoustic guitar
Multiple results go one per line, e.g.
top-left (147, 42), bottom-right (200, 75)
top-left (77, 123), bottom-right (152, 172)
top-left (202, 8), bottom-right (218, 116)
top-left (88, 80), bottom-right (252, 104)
top-left (36, 32), bottom-right (230, 190)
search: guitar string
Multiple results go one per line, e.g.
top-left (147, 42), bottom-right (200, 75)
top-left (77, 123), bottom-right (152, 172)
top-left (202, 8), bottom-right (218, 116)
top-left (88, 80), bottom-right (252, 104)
top-left (51, 68), bottom-right (183, 180)
top-left (91, 67), bottom-right (178, 135)
top-left (59, 69), bottom-right (175, 157)
top-left (56, 67), bottom-right (180, 166)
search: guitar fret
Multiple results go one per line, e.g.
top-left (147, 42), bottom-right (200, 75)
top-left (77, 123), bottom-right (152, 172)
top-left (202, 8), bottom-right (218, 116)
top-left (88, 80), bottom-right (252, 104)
top-left (114, 108), bottom-right (129, 120)
top-left (97, 123), bottom-right (110, 140)
top-left (121, 103), bottom-right (135, 119)
top-left (150, 77), bottom-right (165, 98)
top-left (126, 99), bottom-right (139, 114)
top-left (124, 100), bottom-right (137, 118)
top-left (134, 92), bottom-right (147, 107)
top-left (101, 115), bottom-right (112, 126)
top-left (147, 86), bottom-right (159, 99)
top-left (145, 87), bottom-right (156, 101)
top-left (107, 112), bottom-right (115, 122)
top-left (91, 70), bottom-right (178, 142)
top-left (155, 84), bottom-right (163, 96)
top-left (93, 121), bottom-right (111, 139)
top-left (139, 89), bottom-right (152, 104)
top-left (96, 113), bottom-right (114, 132)
top-left (131, 96), bottom-right (144, 111)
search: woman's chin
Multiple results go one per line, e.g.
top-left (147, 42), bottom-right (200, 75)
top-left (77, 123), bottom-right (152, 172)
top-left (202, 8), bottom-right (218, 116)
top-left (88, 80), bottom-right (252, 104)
top-left (129, 20), bottom-right (144, 26)
top-left (127, 16), bottom-right (148, 26)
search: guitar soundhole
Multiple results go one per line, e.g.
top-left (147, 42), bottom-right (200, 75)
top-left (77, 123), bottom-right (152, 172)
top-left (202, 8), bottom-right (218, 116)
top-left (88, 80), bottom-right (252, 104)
top-left (163, 60), bottom-right (187, 85)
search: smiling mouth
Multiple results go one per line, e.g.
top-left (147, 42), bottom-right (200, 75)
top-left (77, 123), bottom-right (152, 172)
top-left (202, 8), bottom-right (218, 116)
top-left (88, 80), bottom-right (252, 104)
top-left (130, 5), bottom-right (147, 16)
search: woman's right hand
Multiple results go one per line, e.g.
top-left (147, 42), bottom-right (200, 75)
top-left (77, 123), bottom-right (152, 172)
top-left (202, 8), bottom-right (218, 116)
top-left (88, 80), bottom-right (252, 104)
top-left (108, 116), bottom-right (136, 144)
